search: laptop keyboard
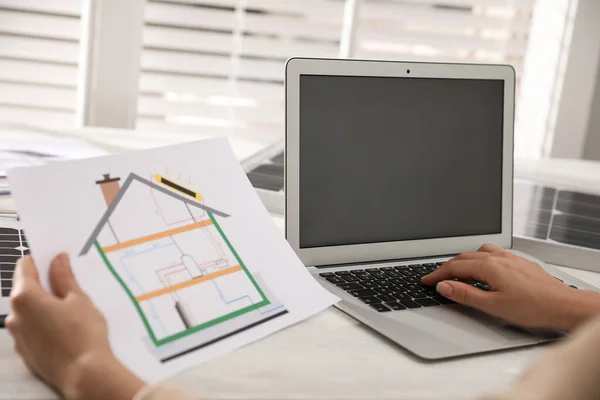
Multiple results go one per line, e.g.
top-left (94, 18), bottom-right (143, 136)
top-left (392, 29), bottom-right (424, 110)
top-left (321, 262), bottom-right (579, 313)
top-left (320, 262), bottom-right (453, 312)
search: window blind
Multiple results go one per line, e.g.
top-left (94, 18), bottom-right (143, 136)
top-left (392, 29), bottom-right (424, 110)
top-left (137, 0), bottom-right (344, 145)
top-left (0, 0), bottom-right (80, 129)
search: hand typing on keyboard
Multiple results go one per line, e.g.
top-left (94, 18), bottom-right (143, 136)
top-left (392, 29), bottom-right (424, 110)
top-left (421, 244), bottom-right (600, 332)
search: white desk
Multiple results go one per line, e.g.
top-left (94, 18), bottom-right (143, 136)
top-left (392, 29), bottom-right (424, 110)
top-left (2, 262), bottom-right (600, 400)
top-left (2, 127), bottom-right (600, 399)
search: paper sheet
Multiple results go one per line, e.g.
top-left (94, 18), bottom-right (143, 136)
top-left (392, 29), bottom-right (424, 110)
top-left (8, 138), bottom-right (338, 382)
top-left (0, 138), bottom-right (109, 177)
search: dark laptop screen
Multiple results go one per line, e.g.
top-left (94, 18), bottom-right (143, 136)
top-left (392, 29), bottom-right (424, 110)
top-left (299, 74), bottom-right (505, 248)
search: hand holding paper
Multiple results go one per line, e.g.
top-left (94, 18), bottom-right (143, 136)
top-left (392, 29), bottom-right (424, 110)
top-left (9, 138), bottom-right (338, 381)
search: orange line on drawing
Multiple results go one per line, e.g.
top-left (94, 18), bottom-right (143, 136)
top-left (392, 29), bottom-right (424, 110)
top-left (102, 220), bottom-right (213, 253)
top-left (136, 265), bottom-right (242, 302)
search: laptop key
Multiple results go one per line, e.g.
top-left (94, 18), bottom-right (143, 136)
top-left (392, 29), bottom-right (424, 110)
top-left (361, 280), bottom-right (379, 288)
top-left (392, 292), bottom-right (411, 300)
top-left (350, 269), bottom-right (365, 274)
top-left (404, 276), bottom-right (420, 284)
top-left (416, 298), bottom-right (440, 307)
top-left (376, 294), bottom-right (396, 302)
top-left (337, 283), bottom-right (363, 291)
top-left (408, 291), bottom-right (427, 299)
top-left (399, 299), bottom-right (422, 309)
top-left (400, 269), bottom-right (417, 277)
top-left (389, 278), bottom-right (406, 285)
top-left (385, 302), bottom-right (407, 311)
top-left (388, 285), bottom-right (405, 293)
top-left (374, 279), bottom-right (390, 286)
top-left (359, 296), bottom-right (382, 304)
top-left (423, 263), bottom-right (437, 268)
top-left (422, 287), bottom-right (438, 296)
top-left (370, 303), bottom-right (391, 312)
top-left (342, 275), bottom-right (360, 282)
top-left (369, 271), bottom-right (388, 279)
top-left (380, 267), bottom-right (394, 271)
top-left (405, 283), bottom-right (421, 291)
top-left (384, 270), bottom-right (402, 277)
top-left (431, 295), bottom-right (455, 304)
top-left (326, 276), bottom-right (345, 284)
top-left (354, 273), bottom-right (372, 281)
top-left (319, 272), bottom-right (335, 277)
top-left (374, 286), bottom-right (393, 294)
top-left (349, 288), bottom-right (378, 297)
top-left (335, 271), bottom-right (351, 275)
top-left (475, 283), bottom-right (491, 291)
top-left (436, 262), bottom-right (446, 266)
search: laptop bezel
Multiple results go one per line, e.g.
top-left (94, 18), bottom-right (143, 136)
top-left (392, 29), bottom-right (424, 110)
top-left (285, 57), bottom-right (515, 267)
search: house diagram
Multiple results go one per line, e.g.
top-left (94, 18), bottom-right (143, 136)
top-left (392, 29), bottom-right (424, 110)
top-left (79, 172), bottom-right (286, 362)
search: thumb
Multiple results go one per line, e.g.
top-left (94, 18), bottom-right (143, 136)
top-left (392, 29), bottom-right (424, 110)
top-left (436, 280), bottom-right (493, 311)
top-left (49, 253), bottom-right (81, 298)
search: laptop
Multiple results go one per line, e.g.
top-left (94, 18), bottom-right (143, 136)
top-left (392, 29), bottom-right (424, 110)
top-left (284, 57), bottom-right (597, 359)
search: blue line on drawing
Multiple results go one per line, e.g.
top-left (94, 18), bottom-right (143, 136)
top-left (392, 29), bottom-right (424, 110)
top-left (210, 279), bottom-right (284, 316)
top-left (117, 242), bottom-right (176, 338)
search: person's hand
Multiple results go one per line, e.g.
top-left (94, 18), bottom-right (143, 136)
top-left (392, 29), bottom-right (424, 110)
top-left (421, 244), bottom-right (600, 332)
top-left (6, 254), bottom-right (146, 400)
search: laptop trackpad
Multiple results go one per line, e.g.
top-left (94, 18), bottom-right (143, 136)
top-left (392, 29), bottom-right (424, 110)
top-left (395, 305), bottom-right (546, 349)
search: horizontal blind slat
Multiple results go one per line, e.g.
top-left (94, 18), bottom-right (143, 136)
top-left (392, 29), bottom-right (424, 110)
top-left (138, 95), bottom-right (284, 126)
top-left (155, 0), bottom-right (343, 16)
top-left (0, 36), bottom-right (78, 64)
top-left (0, 0), bottom-right (80, 15)
top-left (137, 118), bottom-right (282, 143)
top-left (0, 9), bottom-right (79, 40)
top-left (0, 59), bottom-right (77, 86)
top-left (0, 82), bottom-right (75, 110)
top-left (141, 51), bottom-right (285, 82)
top-left (0, 105), bottom-right (73, 128)
top-left (143, 26), bottom-right (338, 59)
top-left (361, 2), bottom-right (531, 32)
top-left (139, 72), bottom-right (283, 101)
top-left (359, 29), bottom-right (527, 55)
top-left (382, 0), bottom-right (535, 9)
top-left (145, 2), bottom-right (342, 41)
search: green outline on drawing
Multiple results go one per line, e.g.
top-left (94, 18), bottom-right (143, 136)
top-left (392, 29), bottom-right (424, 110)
top-left (94, 213), bottom-right (270, 347)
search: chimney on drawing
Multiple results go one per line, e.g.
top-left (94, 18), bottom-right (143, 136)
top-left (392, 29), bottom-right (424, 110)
top-left (95, 174), bottom-right (121, 207)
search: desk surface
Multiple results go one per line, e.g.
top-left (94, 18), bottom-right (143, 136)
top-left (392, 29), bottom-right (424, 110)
top-left (1, 263), bottom-right (599, 400)
top-left (2, 127), bottom-right (600, 399)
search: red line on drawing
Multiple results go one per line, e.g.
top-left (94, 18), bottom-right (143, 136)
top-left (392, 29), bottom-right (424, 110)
top-left (155, 262), bottom-right (184, 275)
top-left (156, 267), bottom-right (188, 302)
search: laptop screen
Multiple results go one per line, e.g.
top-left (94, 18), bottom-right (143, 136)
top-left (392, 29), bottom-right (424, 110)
top-left (299, 74), bottom-right (505, 248)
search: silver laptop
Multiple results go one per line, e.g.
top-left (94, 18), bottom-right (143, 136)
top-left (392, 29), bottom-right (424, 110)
top-left (284, 57), bottom-right (597, 360)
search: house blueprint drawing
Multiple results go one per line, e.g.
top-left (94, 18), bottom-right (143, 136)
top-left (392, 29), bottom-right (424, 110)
top-left (79, 172), bottom-right (286, 362)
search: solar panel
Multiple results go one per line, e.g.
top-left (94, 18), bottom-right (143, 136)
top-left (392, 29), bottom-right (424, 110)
top-left (513, 180), bottom-right (600, 271)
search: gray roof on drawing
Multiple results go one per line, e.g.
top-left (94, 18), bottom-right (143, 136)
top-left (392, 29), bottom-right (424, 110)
top-left (79, 173), bottom-right (229, 256)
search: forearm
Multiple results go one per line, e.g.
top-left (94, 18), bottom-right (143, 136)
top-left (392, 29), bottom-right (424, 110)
top-left (62, 352), bottom-right (146, 400)
top-left (551, 289), bottom-right (600, 332)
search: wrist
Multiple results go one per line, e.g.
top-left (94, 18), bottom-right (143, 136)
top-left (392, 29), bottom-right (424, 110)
top-left (62, 351), bottom-right (146, 400)
top-left (549, 289), bottom-right (600, 332)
